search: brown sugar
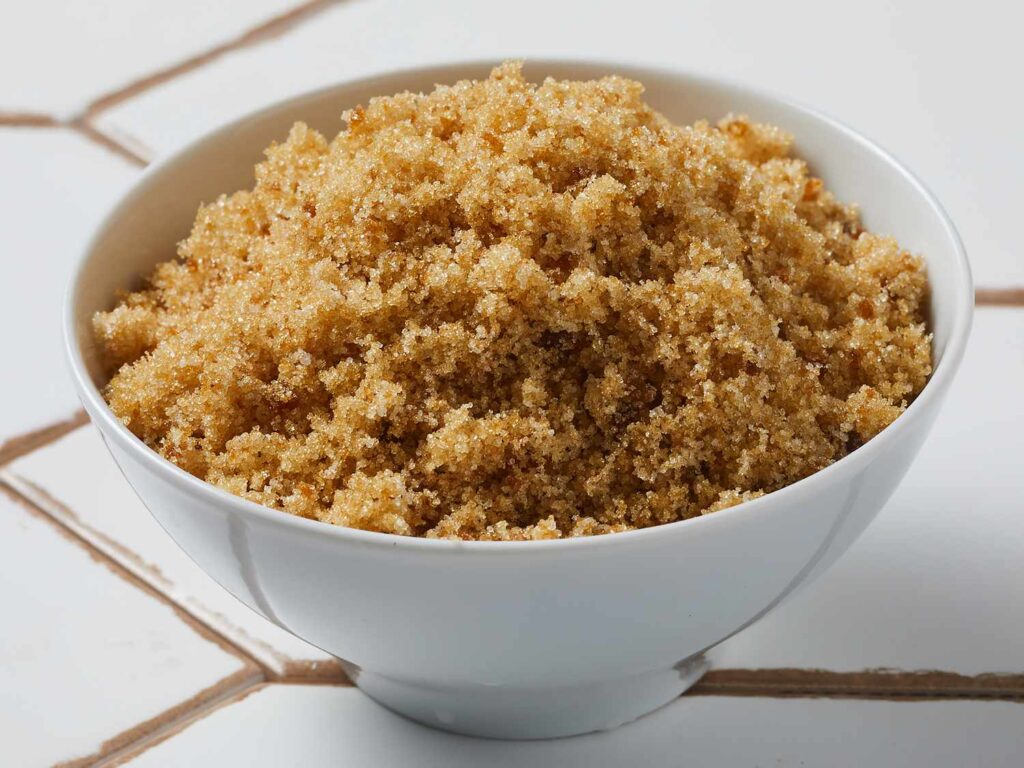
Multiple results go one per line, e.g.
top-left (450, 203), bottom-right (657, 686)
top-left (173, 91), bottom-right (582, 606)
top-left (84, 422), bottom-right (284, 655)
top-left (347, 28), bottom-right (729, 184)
top-left (94, 63), bottom-right (932, 540)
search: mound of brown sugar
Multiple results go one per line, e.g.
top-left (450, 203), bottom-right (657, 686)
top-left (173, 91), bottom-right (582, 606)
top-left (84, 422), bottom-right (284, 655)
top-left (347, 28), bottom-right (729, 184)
top-left (95, 63), bottom-right (931, 540)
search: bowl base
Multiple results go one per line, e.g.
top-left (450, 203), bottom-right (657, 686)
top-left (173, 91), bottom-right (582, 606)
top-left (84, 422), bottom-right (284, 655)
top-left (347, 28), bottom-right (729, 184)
top-left (350, 654), bottom-right (709, 740)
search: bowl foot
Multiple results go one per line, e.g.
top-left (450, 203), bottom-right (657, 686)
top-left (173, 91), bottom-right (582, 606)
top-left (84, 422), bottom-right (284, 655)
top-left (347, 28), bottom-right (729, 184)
top-left (351, 654), bottom-right (709, 740)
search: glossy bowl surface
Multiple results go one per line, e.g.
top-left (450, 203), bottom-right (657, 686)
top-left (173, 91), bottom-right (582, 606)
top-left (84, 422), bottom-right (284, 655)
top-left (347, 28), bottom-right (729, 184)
top-left (65, 60), bottom-right (973, 739)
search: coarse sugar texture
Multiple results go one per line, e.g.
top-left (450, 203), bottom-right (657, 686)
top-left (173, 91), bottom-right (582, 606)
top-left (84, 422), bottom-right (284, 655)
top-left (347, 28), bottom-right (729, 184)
top-left (94, 62), bottom-right (932, 541)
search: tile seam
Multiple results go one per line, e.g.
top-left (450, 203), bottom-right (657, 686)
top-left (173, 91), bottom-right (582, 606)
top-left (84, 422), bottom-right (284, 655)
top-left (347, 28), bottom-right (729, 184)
top-left (260, 672), bottom-right (1024, 701)
top-left (102, 682), bottom-right (271, 767)
top-left (78, 0), bottom-right (339, 122)
top-left (975, 287), bottom-right (1024, 306)
top-left (1, 0), bottom-right (343, 162)
top-left (93, 677), bottom-right (1024, 765)
top-left (0, 1), bottom-right (335, 130)
top-left (0, 483), bottom-right (270, 766)
top-left (272, 660), bottom-right (353, 684)
top-left (689, 685), bottom-right (1024, 703)
top-left (97, 672), bottom-right (1024, 702)
top-left (3, 471), bottom-right (351, 683)
top-left (0, 112), bottom-right (58, 126)
top-left (0, 410), bottom-right (89, 468)
top-left (693, 668), bottom-right (1024, 699)
top-left (0, 117), bottom-right (151, 169)
top-left (0, 481), bottom-right (270, 674)
top-left (67, 119), bottom-right (151, 167)
top-left (56, 668), bottom-right (263, 768)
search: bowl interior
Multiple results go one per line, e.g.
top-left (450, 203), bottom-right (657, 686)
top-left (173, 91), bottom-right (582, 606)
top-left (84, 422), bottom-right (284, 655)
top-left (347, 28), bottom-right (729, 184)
top-left (70, 59), bottom-right (971, 424)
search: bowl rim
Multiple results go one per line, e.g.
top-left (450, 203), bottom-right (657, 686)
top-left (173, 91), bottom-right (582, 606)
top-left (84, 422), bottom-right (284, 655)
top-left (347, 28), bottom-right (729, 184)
top-left (64, 57), bottom-right (974, 554)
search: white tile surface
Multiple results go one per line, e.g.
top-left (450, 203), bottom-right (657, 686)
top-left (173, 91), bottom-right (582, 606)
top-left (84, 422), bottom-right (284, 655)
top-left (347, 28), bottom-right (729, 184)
top-left (715, 308), bottom-right (1024, 674)
top-left (96, 0), bottom-right (1024, 285)
top-left (0, 128), bottom-right (138, 451)
top-left (2, 427), bottom-right (342, 678)
top-left (0, 0), bottom-right (299, 117)
top-left (0, 488), bottom-right (256, 768)
top-left (125, 685), bottom-right (1024, 768)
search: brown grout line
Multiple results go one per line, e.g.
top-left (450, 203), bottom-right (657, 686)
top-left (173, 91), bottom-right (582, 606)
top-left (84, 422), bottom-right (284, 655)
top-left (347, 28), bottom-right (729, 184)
top-left (5, 467), bottom-right (353, 685)
top-left (0, 110), bottom-right (153, 168)
top-left (1, 2), bottom-right (340, 162)
top-left (104, 682), bottom-right (271, 767)
top-left (687, 687), bottom-right (1024, 703)
top-left (273, 658), bottom-right (352, 685)
top-left (0, 483), bottom-right (269, 766)
top-left (92, 672), bottom-right (1024, 766)
top-left (0, 111), bottom-right (58, 127)
top-left (83, 121), bottom-right (157, 164)
top-left (68, 118), bottom-right (150, 167)
top-left (976, 287), bottom-right (1024, 306)
top-left (99, 670), bottom-right (1024, 766)
top-left (245, 670), bottom-right (1024, 701)
top-left (7, 472), bottom-right (189, 593)
top-left (1, 475), bottom-right (277, 677)
top-left (79, 0), bottom-right (340, 122)
top-left (692, 668), bottom-right (1024, 701)
top-left (0, 409), bottom-right (89, 468)
top-left (59, 668), bottom-right (262, 768)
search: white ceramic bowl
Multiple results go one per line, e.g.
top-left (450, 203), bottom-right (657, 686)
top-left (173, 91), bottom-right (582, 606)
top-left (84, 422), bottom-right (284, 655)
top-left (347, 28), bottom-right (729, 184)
top-left (65, 60), bottom-right (972, 740)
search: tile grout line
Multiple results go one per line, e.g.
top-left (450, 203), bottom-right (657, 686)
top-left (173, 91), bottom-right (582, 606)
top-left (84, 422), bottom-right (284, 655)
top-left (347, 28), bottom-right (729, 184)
top-left (975, 287), bottom-right (1024, 306)
top-left (3, 0), bottom-right (342, 164)
top-left (93, 680), bottom-right (269, 768)
top-left (254, 672), bottom-right (1024, 702)
top-left (77, 119), bottom-right (158, 165)
top-left (4, 465), bottom-right (352, 685)
top-left (77, 0), bottom-right (340, 122)
top-left (688, 684), bottom-right (1024, 703)
top-left (68, 119), bottom-right (151, 167)
top-left (101, 682), bottom-right (272, 767)
top-left (0, 482), bottom-right (275, 767)
top-left (55, 668), bottom-right (263, 768)
top-left (0, 1), bottom-right (335, 131)
top-left (694, 668), bottom-right (1024, 700)
top-left (0, 477), bottom-right (272, 675)
top-left (0, 114), bottom-right (152, 167)
top-left (98, 672), bottom-right (1024, 768)
top-left (0, 112), bottom-right (58, 127)
top-left (0, 410), bottom-right (89, 468)
top-left (94, 677), bottom-right (1024, 765)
